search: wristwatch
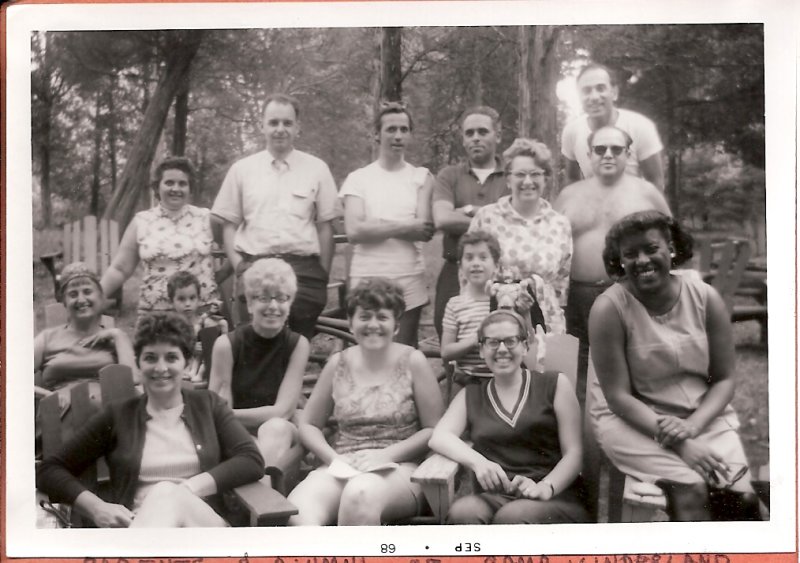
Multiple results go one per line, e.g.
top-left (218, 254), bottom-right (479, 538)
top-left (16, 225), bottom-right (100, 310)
top-left (463, 204), bottom-right (476, 217)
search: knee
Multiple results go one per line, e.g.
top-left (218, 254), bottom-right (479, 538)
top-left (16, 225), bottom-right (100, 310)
top-left (339, 477), bottom-right (384, 525)
top-left (257, 418), bottom-right (296, 443)
top-left (446, 495), bottom-right (492, 525)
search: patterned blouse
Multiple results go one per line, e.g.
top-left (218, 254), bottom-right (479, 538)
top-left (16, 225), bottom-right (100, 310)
top-left (330, 348), bottom-right (421, 457)
top-left (469, 196), bottom-right (572, 335)
top-left (135, 204), bottom-right (220, 312)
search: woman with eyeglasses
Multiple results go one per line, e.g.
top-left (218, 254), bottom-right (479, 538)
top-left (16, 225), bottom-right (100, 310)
top-left (429, 309), bottom-right (589, 524)
top-left (340, 101), bottom-right (435, 347)
top-left (208, 258), bottom-right (309, 469)
top-left (468, 139), bottom-right (572, 361)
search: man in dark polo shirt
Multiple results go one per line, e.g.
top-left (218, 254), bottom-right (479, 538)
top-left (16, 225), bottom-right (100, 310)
top-left (432, 106), bottom-right (509, 338)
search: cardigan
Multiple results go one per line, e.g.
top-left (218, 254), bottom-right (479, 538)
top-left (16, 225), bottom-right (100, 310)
top-left (36, 389), bottom-right (264, 514)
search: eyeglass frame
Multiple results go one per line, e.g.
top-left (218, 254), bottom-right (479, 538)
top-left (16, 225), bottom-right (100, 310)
top-left (251, 293), bottom-right (293, 304)
top-left (479, 335), bottom-right (525, 350)
top-left (591, 144), bottom-right (627, 157)
top-left (508, 170), bottom-right (548, 181)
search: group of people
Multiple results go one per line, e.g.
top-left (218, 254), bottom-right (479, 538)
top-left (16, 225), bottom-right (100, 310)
top-left (36, 63), bottom-right (761, 527)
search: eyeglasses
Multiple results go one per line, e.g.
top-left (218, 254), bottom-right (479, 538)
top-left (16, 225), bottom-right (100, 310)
top-left (591, 145), bottom-right (626, 157)
top-left (253, 294), bottom-right (292, 304)
top-left (480, 336), bottom-right (523, 350)
top-left (510, 170), bottom-right (547, 181)
top-left (709, 464), bottom-right (748, 490)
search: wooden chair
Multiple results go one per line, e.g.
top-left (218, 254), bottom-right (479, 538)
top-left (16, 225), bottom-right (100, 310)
top-left (37, 364), bottom-right (298, 527)
top-left (410, 333), bottom-right (587, 524)
top-left (40, 216), bottom-right (121, 304)
top-left (696, 237), bottom-right (767, 342)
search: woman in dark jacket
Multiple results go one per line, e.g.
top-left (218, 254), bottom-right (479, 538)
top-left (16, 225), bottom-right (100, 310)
top-left (36, 313), bottom-right (264, 527)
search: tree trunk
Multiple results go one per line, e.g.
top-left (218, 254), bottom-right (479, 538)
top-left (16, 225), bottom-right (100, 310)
top-left (106, 83), bottom-right (117, 194)
top-left (519, 26), bottom-right (561, 199)
top-left (380, 28), bottom-right (402, 102)
top-left (40, 32), bottom-right (54, 227)
top-left (104, 30), bottom-right (205, 228)
top-left (172, 76), bottom-right (189, 156)
top-left (90, 92), bottom-right (103, 216)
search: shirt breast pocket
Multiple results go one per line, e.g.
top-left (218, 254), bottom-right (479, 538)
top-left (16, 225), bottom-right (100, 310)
top-left (288, 185), bottom-right (315, 220)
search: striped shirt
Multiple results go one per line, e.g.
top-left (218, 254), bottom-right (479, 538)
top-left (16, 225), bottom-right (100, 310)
top-left (442, 294), bottom-right (491, 373)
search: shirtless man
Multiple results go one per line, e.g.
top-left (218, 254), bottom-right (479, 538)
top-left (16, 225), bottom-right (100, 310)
top-left (555, 125), bottom-right (670, 403)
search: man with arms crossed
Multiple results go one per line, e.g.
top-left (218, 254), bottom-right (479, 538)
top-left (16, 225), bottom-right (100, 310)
top-left (555, 125), bottom-right (670, 403)
top-left (562, 63), bottom-right (665, 191)
top-left (212, 93), bottom-right (338, 339)
top-left (432, 106), bottom-right (509, 338)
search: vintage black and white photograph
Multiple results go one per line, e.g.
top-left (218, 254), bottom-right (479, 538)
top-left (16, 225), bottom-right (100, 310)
top-left (4, 0), bottom-right (796, 558)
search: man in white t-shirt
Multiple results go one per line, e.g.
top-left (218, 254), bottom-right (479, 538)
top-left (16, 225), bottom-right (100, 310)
top-left (561, 63), bottom-right (665, 191)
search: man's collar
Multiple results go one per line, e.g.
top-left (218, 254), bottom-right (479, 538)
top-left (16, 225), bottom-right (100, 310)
top-left (466, 155), bottom-right (503, 173)
top-left (267, 147), bottom-right (295, 165)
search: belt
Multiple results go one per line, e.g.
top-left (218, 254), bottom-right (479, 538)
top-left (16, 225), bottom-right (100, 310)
top-left (241, 252), bottom-right (318, 262)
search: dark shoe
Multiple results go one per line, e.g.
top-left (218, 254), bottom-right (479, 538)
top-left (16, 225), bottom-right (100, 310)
top-left (708, 488), bottom-right (762, 521)
top-left (656, 479), bottom-right (712, 521)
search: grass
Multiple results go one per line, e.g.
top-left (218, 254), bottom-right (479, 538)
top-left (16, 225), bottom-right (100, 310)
top-left (32, 229), bottom-right (769, 471)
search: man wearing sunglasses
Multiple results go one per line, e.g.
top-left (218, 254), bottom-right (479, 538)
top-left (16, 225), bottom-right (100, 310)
top-left (561, 64), bottom-right (665, 191)
top-left (554, 125), bottom-right (670, 405)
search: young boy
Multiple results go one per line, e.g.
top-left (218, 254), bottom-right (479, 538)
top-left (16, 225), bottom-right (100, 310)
top-left (440, 230), bottom-right (501, 391)
top-left (167, 271), bottom-right (228, 382)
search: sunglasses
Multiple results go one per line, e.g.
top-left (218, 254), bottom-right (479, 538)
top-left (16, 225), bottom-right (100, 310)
top-left (591, 145), bottom-right (626, 157)
top-left (708, 464), bottom-right (749, 490)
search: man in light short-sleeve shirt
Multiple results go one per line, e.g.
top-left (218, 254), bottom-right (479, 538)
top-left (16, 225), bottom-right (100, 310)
top-left (212, 93), bottom-right (338, 338)
top-left (561, 63), bottom-right (665, 191)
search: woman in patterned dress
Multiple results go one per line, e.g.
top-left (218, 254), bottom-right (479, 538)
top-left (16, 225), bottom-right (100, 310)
top-left (468, 138), bottom-right (572, 346)
top-left (287, 278), bottom-right (444, 525)
top-left (100, 156), bottom-right (220, 315)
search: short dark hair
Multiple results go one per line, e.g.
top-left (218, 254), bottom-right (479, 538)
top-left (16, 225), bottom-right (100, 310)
top-left (374, 101), bottom-right (413, 134)
top-left (502, 137), bottom-right (553, 176)
top-left (478, 309), bottom-right (529, 343)
top-left (152, 156), bottom-right (196, 197)
top-left (167, 271), bottom-right (201, 301)
top-left (461, 105), bottom-right (501, 131)
top-left (134, 313), bottom-right (195, 363)
top-left (345, 277), bottom-right (405, 321)
top-left (576, 63), bottom-right (618, 87)
top-left (602, 211), bottom-right (694, 278)
top-left (264, 93), bottom-right (301, 120)
top-left (587, 126), bottom-right (633, 150)
top-left (458, 230), bottom-right (501, 264)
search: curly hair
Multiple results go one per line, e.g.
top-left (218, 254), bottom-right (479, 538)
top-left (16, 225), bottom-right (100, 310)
top-left (167, 270), bottom-right (200, 301)
top-left (502, 138), bottom-right (553, 176)
top-left (602, 211), bottom-right (694, 278)
top-left (345, 277), bottom-right (405, 321)
top-left (151, 156), bottom-right (196, 198)
top-left (458, 230), bottom-right (502, 264)
top-left (134, 312), bottom-right (195, 363)
top-left (478, 309), bottom-right (529, 343)
top-left (243, 258), bottom-right (298, 301)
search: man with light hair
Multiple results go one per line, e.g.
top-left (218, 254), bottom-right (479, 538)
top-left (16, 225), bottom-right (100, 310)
top-left (562, 63), bottom-right (665, 191)
top-left (212, 93), bottom-right (337, 338)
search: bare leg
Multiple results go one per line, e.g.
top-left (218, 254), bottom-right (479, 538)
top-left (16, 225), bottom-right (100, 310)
top-left (287, 468), bottom-right (346, 526)
top-left (131, 482), bottom-right (227, 528)
top-left (256, 418), bottom-right (298, 467)
top-left (337, 467), bottom-right (420, 525)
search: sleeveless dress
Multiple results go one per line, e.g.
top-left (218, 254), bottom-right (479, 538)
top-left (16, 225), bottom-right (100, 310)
top-left (135, 204), bottom-right (220, 313)
top-left (588, 272), bottom-right (748, 484)
top-left (330, 347), bottom-right (421, 458)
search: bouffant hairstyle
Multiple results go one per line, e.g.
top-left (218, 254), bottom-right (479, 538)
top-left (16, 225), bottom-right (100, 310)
top-left (345, 277), bottom-right (406, 321)
top-left (167, 270), bottom-right (201, 301)
top-left (602, 211), bottom-right (694, 278)
top-left (134, 313), bottom-right (195, 363)
top-left (478, 309), bottom-right (529, 343)
top-left (374, 101), bottom-right (414, 134)
top-left (243, 258), bottom-right (298, 301)
top-left (502, 138), bottom-right (553, 177)
top-left (457, 230), bottom-right (502, 264)
top-left (151, 156), bottom-right (196, 197)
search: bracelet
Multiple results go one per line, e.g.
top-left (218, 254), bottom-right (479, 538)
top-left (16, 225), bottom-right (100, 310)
top-left (541, 479), bottom-right (555, 499)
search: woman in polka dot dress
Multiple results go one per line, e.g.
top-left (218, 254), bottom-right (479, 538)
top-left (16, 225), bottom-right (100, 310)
top-left (468, 138), bottom-right (572, 338)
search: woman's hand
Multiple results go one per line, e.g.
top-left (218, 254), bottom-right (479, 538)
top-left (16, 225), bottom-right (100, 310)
top-left (469, 456), bottom-right (511, 493)
top-left (656, 415), bottom-right (697, 447)
top-left (346, 449), bottom-right (394, 471)
top-left (674, 438), bottom-right (729, 483)
top-left (509, 475), bottom-right (553, 500)
top-left (82, 328), bottom-right (121, 348)
top-left (88, 500), bottom-right (135, 528)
